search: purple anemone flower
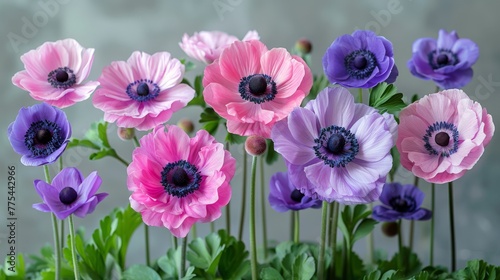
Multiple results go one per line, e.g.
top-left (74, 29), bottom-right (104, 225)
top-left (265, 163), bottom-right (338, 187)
top-left (271, 87), bottom-right (396, 204)
top-left (8, 103), bottom-right (71, 166)
top-left (268, 171), bottom-right (322, 212)
top-left (322, 30), bottom-right (398, 88)
top-left (372, 183), bottom-right (432, 222)
top-left (33, 167), bottom-right (108, 220)
top-left (407, 29), bottom-right (479, 89)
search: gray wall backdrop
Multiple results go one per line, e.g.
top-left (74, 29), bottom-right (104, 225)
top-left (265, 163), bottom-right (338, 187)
top-left (1, 0), bottom-right (499, 270)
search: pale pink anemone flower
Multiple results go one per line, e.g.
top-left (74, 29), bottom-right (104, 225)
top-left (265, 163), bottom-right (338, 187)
top-left (127, 125), bottom-right (236, 238)
top-left (203, 40), bottom-right (313, 138)
top-left (12, 38), bottom-right (99, 108)
top-left (92, 51), bottom-right (195, 131)
top-left (179, 30), bottom-right (259, 64)
top-left (397, 89), bottom-right (494, 184)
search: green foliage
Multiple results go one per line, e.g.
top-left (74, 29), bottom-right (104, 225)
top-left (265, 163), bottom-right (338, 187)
top-left (369, 83), bottom-right (406, 114)
top-left (199, 107), bottom-right (222, 136)
top-left (455, 259), bottom-right (500, 280)
top-left (122, 264), bottom-right (161, 280)
top-left (265, 139), bottom-right (280, 165)
top-left (377, 247), bottom-right (422, 277)
top-left (186, 75), bottom-right (206, 107)
top-left (225, 131), bottom-right (246, 145)
top-left (266, 242), bottom-right (326, 280)
top-left (180, 59), bottom-right (197, 72)
top-left (67, 121), bottom-right (127, 164)
top-left (338, 205), bottom-right (378, 251)
top-left (389, 146), bottom-right (400, 182)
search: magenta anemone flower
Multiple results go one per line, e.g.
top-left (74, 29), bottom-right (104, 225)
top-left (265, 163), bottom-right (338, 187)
top-left (8, 103), bottom-right (71, 166)
top-left (203, 40), bottom-right (313, 138)
top-left (407, 29), bottom-right (479, 89)
top-left (12, 39), bottom-right (99, 108)
top-left (92, 51), bottom-right (195, 131)
top-left (372, 183), bottom-right (432, 222)
top-left (127, 125), bottom-right (236, 238)
top-left (322, 30), bottom-right (398, 88)
top-left (33, 167), bottom-right (107, 220)
top-left (179, 30), bottom-right (259, 64)
top-left (271, 87), bottom-right (396, 204)
top-left (397, 89), bottom-right (494, 184)
top-left (268, 171), bottom-right (322, 212)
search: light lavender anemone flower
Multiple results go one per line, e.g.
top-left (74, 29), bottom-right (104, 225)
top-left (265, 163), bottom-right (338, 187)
top-left (271, 87), bottom-right (395, 204)
top-left (268, 171), bottom-right (322, 212)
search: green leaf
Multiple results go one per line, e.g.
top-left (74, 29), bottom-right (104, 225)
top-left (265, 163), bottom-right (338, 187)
top-left (89, 148), bottom-right (119, 161)
top-left (218, 240), bottom-right (250, 280)
top-left (291, 254), bottom-right (315, 280)
top-left (157, 247), bottom-right (181, 278)
top-left (353, 218), bottom-right (378, 244)
top-left (389, 147), bottom-right (400, 182)
top-left (260, 267), bottom-right (284, 280)
top-left (114, 206), bottom-right (143, 269)
top-left (225, 132), bottom-right (246, 145)
top-left (304, 74), bottom-right (329, 104)
top-left (122, 264), bottom-right (161, 280)
top-left (199, 107), bottom-right (222, 135)
top-left (67, 138), bottom-right (100, 150)
top-left (369, 83), bottom-right (406, 114)
top-left (378, 247), bottom-right (422, 277)
top-left (97, 122), bottom-right (111, 148)
top-left (265, 139), bottom-right (280, 165)
top-left (411, 93), bottom-right (419, 103)
top-left (187, 75), bottom-right (206, 107)
top-left (187, 232), bottom-right (225, 275)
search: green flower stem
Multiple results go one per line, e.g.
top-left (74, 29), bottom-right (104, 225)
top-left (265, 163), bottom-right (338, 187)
top-left (59, 157), bottom-right (65, 249)
top-left (210, 221), bottom-right (215, 232)
top-left (171, 235), bottom-right (178, 250)
top-left (328, 202), bottom-right (339, 280)
top-left (293, 211), bottom-right (300, 243)
top-left (133, 135), bottom-right (140, 147)
top-left (180, 237), bottom-right (187, 279)
top-left (113, 153), bottom-right (130, 167)
top-left (317, 201), bottom-right (328, 280)
top-left (249, 156), bottom-right (258, 280)
top-left (259, 156), bottom-right (268, 260)
top-left (448, 181), bottom-right (456, 271)
top-left (398, 219), bottom-right (404, 270)
top-left (51, 214), bottom-right (61, 280)
top-left (69, 215), bottom-right (80, 280)
top-left (191, 224), bottom-right (197, 239)
top-left (44, 166), bottom-right (60, 280)
top-left (290, 211), bottom-right (294, 241)
top-left (225, 142), bottom-right (231, 236)
top-left (238, 150), bottom-right (248, 241)
top-left (409, 176), bottom-right (420, 253)
top-left (367, 203), bottom-right (374, 265)
top-left (430, 183), bottom-right (435, 266)
top-left (145, 225), bottom-right (151, 266)
top-left (358, 88), bottom-right (363, 103)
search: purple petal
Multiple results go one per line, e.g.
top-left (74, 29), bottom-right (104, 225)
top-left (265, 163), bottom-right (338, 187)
top-left (287, 108), bottom-right (320, 146)
top-left (372, 205), bottom-right (401, 222)
top-left (402, 184), bottom-right (425, 208)
top-left (385, 64), bottom-right (398, 84)
top-left (305, 87), bottom-right (355, 128)
top-left (271, 119), bottom-right (316, 165)
top-left (404, 208), bottom-right (432, 221)
top-left (378, 182), bottom-right (404, 206)
top-left (407, 59), bottom-right (429, 80)
top-left (437, 29), bottom-right (459, 49)
top-left (434, 68), bottom-right (473, 89)
top-left (32, 202), bottom-right (51, 213)
top-left (51, 167), bottom-right (84, 191)
top-left (452, 38), bottom-right (479, 68)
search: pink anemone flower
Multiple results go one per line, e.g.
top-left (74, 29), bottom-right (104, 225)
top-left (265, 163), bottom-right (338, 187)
top-left (92, 51), bottom-right (195, 131)
top-left (179, 30), bottom-right (259, 64)
top-left (203, 40), bottom-right (313, 138)
top-left (127, 125), bottom-right (236, 238)
top-left (397, 89), bottom-right (494, 183)
top-left (12, 38), bottom-right (99, 108)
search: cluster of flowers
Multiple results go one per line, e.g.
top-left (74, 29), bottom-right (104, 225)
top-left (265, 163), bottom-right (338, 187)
top-left (7, 28), bottom-right (494, 259)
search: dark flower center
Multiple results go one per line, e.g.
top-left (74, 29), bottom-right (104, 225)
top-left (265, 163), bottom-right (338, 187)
top-left (314, 125), bottom-right (359, 168)
top-left (59, 187), bottom-right (78, 205)
top-left (435, 132), bottom-right (450, 147)
top-left (390, 196), bottom-right (416, 213)
top-left (161, 160), bottom-right (201, 198)
top-left (327, 134), bottom-right (346, 155)
top-left (238, 74), bottom-right (277, 104)
top-left (35, 129), bottom-right (52, 145)
top-left (345, 50), bottom-right (377, 80)
top-left (428, 49), bottom-right (458, 69)
top-left (127, 79), bottom-right (161, 102)
top-left (48, 67), bottom-right (76, 89)
top-left (290, 189), bottom-right (304, 203)
top-left (423, 121), bottom-right (459, 157)
top-left (136, 82), bottom-right (150, 96)
top-left (353, 56), bottom-right (368, 69)
top-left (24, 120), bottom-right (64, 157)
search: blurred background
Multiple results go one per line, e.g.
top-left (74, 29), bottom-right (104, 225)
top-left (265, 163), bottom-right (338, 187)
top-left (1, 0), bottom-right (499, 271)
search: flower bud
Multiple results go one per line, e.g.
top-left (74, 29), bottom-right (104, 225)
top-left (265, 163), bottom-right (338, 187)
top-left (117, 127), bottom-right (135, 141)
top-left (177, 118), bottom-right (194, 134)
top-left (295, 38), bottom-right (312, 54)
top-left (381, 222), bottom-right (399, 237)
top-left (245, 135), bottom-right (267, 156)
